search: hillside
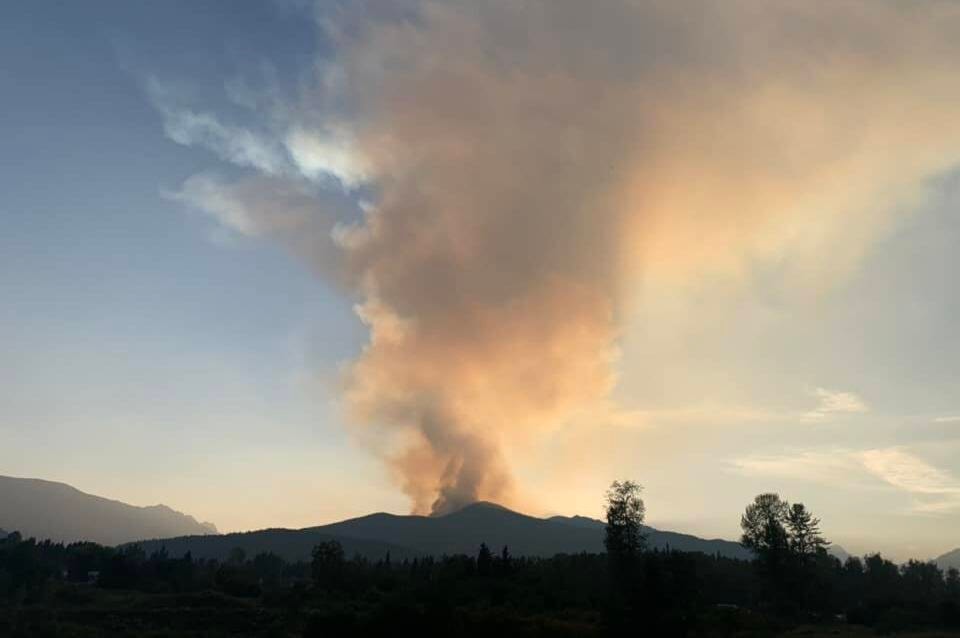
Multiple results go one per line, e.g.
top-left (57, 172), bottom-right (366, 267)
top-left (0, 475), bottom-right (217, 546)
top-left (136, 501), bottom-right (752, 561)
top-left (129, 527), bottom-right (417, 562)
top-left (547, 512), bottom-right (752, 559)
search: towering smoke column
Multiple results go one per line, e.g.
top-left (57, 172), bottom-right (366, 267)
top-left (329, 3), bottom-right (643, 514)
top-left (170, 1), bottom-right (960, 515)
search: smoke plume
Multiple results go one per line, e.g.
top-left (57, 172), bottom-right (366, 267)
top-left (169, 1), bottom-right (960, 514)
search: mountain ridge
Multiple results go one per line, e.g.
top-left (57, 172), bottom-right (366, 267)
top-left (133, 500), bottom-right (753, 562)
top-left (0, 475), bottom-right (217, 546)
top-left (0, 477), bottom-right (871, 564)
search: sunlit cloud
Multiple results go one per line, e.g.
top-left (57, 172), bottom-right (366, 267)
top-left (731, 447), bottom-right (960, 514)
top-left (858, 448), bottom-right (960, 513)
top-left (933, 415), bottom-right (960, 424)
top-left (802, 387), bottom-right (868, 422)
top-left (285, 126), bottom-right (370, 188)
top-left (148, 78), bottom-right (366, 188)
top-left (729, 448), bottom-right (867, 487)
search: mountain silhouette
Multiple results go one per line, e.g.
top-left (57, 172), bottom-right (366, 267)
top-left (0, 475), bottom-right (217, 545)
top-left (134, 500), bottom-right (752, 562)
top-left (936, 548), bottom-right (960, 571)
top-left (828, 544), bottom-right (852, 562)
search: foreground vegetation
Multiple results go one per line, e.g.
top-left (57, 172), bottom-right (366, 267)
top-left (1, 487), bottom-right (958, 636)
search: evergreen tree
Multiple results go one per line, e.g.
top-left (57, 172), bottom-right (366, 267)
top-left (604, 480), bottom-right (647, 561)
top-left (477, 542), bottom-right (493, 577)
top-left (785, 503), bottom-right (829, 561)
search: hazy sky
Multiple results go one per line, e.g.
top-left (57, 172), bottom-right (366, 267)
top-left (3, 1), bottom-right (960, 561)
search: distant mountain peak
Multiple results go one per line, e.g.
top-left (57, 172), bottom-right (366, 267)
top-left (0, 475), bottom-right (217, 545)
top-left (936, 548), bottom-right (960, 571)
top-left (142, 504), bottom-right (219, 534)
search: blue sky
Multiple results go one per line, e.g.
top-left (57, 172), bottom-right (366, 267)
top-left (4, 1), bottom-right (960, 560)
top-left (0, 1), bottom-right (391, 528)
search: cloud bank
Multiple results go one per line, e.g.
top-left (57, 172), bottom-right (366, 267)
top-left (164, 0), bottom-right (960, 514)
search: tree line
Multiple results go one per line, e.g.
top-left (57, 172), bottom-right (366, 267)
top-left (0, 484), bottom-right (958, 636)
top-left (602, 481), bottom-right (960, 633)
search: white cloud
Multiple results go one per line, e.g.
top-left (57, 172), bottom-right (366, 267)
top-left (147, 79), bottom-right (368, 189)
top-left (285, 127), bottom-right (370, 188)
top-left (146, 77), bottom-right (290, 177)
top-left (731, 447), bottom-right (960, 514)
top-left (168, 173), bottom-right (332, 239)
top-left (163, 109), bottom-right (290, 176)
top-left (802, 387), bottom-right (868, 421)
top-left (169, 174), bottom-right (263, 236)
top-left (729, 448), bottom-right (867, 486)
top-left (858, 448), bottom-right (960, 513)
top-left (167, 172), bottom-right (353, 279)
top-left (934, 415), bottom-right (960, 423)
